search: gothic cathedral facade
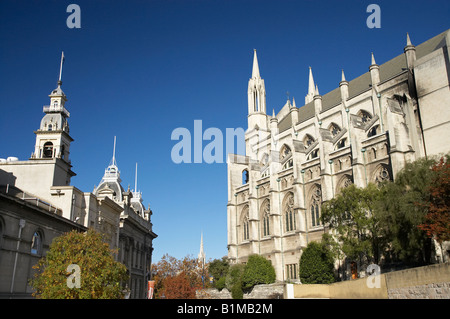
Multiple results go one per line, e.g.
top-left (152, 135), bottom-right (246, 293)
top-left (227, 29), bottom-right (450, 281)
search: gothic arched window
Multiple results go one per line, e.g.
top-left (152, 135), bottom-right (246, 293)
top-left (358, 110), bottom-right (372, 124)
top-left (310, 186), bottom-right (322, 227)
top-left (242, 207), bottom-right (250, 241)
top-left (284, 193), bottom-right (296, 232)
top-left (304, 134), bottom-right (314, 148)
top-left (329, 123), bottom-right (341, 138)
top-left (261, 201), bottom-right (270, 237)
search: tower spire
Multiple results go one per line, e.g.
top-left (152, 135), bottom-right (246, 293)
top-left (198, 232), bottom-right (205, 265)
top-left (305, 67), bottom-right (316, 104)
top-left (252, 49), bottom-right (261, 78)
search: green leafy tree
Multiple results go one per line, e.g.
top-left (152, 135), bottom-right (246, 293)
top-left (30, 229), bottom-right (128, 299)
top-left (321, 183), bottom-right (385, 266)
top-left (208, 257), bottom-right (229, 289)
top-left (376, 157), bottom-right (438, 264)
top-left (241, 254), bottom-right (276, 290)
top-left (299, 241), bottom-right (335, 284)
top-left (225, 263), bottom-right (245, 299)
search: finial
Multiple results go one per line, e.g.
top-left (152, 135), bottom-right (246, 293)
top-left (341, 69), bottom-right (346, 82)
top-left (112, 136), bottom-right (117, 166)
top-left (371, 52), bottom-right (377, 65)
top-left (58, 51), bottom-right (65, 86)
top-left (406, 32), bottom-right (412, 46)
top-left (134, 162), bottom-right (138, 193)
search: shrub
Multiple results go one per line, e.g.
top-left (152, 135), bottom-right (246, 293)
top-left (241, 255), bottom-right (276, 290)
top-left (299, 241), bottom-right (335, 284)
top-left (214, 276), bottom-right (226, 291)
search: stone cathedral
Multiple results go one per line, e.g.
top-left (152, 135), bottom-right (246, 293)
top-left (226, 29), bottom-right (450, 281)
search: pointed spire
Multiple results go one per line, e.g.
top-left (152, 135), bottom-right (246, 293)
top-left (272, 109), bottom-right (275, 117)
top-left (198, 232), bottom-right (205, 265)
top-left (341, 69), bottom-right (346, 82)
top-left (315, 84), bottom-right (320, 96)
top-left (292, 97), bottom-right (296, 108)
top-left (406, 32), bottom-right (412, 46)
top-left (308, 66), bottom-right (315, 95)
top-left (371, 52), bottom-right (377, 66)
top-left (252, 49), bottom-right (260, 78)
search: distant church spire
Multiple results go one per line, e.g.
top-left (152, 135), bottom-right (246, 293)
top-left (198, 233), bottom-right (205, 265)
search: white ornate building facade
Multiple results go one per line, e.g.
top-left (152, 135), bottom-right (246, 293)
top-left (227, 29), bottom-right (450, 281)
top-left (0, 57), bottom-right (157, 298)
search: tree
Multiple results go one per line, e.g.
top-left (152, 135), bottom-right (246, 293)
top-left (299, 241), bottom-right (335, 284)
top-left (151, 254), bottom-right (208, 299)
top-left (241, 254), bottom-right (276, 291)
top-left (163, 271), bottom-right (196, 299)
top-left (30, 229), bottom-right (128, 299)
top-left (418, 156), bottom-right (450, 257)
top-left (376, 157), bottom-right (438, 265)
top-left (208, 257), bottom-right (229, 289)
top-left (321, 183), bottom-right (385, 266)
top-left (225, 263), bottom-right (245, 299)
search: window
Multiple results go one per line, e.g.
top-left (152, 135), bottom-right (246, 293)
top-left (307, 148), bottom-right (319, 160)
top-left (242, 208), bottom-right (250, 241)
top-left (286, 263), bottom-right (298, 280)
top-left (48, 124), bottom-right (53, 131)
top-left (31, 231), bottom-right (42, 255)
top-left (261, 201), bottom-right (270, 237)
top-left (304, 135), bottom-right (314, 148)
top-left (359, 110), bottom-right (372, 123)
top-left (329, 123), bottom-right (341, 137)
top-left (310, 186), bottom-right (322, 227)
top-left (242, 169), bottom-right (249, 185)
top-left (43, 142), bottom-right (53, 158)
top-left (336, 138), bottom-right (346, 150)
top-left (284, 193), bottom-right (296, 232)
top-left (367, 125), bottom-right (379, 138)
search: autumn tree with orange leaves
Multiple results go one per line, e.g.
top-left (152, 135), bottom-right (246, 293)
top-left (151, 254), bottom-right (209, 299)
top-left (419, 156), bottom-right (450, 257)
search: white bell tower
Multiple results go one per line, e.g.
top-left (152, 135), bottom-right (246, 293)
top-left (32, 52), bottom-right (73, 163)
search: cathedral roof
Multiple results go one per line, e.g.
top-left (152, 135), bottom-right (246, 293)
top-left (277, 28), bottom-right (450, 133)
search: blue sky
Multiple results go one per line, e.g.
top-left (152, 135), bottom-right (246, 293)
top-left (0, 0), bottom-right (449, 263)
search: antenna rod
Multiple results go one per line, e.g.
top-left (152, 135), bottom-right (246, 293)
top-left (112, 136), bottom-right (116, 165)
top-left (135, 162), bottom-right (138, 193)
top-left (58, 51), bottom-right (65, 83)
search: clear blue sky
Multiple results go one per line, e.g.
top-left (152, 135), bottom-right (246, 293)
top-left (0, 0), bottom-right (449, 263)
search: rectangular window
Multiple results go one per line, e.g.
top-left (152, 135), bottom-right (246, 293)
top-left (286, 264), bottom-right (298, 280)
